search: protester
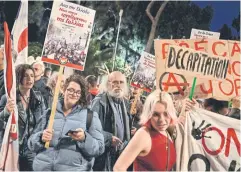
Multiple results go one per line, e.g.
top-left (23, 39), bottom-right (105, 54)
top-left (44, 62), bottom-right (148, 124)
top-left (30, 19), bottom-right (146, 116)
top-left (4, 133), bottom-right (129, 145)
top-left (204, 98), bottom-right (229, 115)
top-left (129, 87), bottom-right (143, 131)
top-left (32, 61), bottom-right (48, 102)
top-left (113, 89), bottom-right (196, 171)
top-left (0, 46), bottom-right (4, 100)
top-left (42, 71), bottom-right (65, 108)
top-left (85, 75), bottom-right (99, 105)
top-left (0, 45), bottom-right (4, 146)
top-left (91, 71), bottom-right (132, 171)
top-left (42, 67), bottom-right (52, 85)
top-left (228, 97), bottom-right (240, 120)
top-left (28, 74), bottom-right (104, 171)
top-left (0, 64), bottom-right (45, 171)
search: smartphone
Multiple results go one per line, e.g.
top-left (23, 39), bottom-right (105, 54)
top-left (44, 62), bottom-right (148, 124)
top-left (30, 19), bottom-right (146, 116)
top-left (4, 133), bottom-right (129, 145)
top-left (65, 129), bottom-right (77, 136)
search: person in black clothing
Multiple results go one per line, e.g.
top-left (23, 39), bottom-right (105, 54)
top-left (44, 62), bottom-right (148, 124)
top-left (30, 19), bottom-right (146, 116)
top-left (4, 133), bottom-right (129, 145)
top-left (0, 64), bottom-right (45, 171)
top-left (42, 67), bottom-right (52, 85)
top-left (32, 61), bottom-right (48, 107)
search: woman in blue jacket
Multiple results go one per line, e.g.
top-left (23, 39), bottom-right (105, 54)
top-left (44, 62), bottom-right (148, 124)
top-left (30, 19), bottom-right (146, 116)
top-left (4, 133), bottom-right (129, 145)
top-left (28, 74), bottom-right (104, 171)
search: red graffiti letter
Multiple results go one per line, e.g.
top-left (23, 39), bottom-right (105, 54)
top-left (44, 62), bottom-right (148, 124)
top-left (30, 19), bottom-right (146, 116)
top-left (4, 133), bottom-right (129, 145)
top-left (202, 127), bottom-right (225, 155)
top-left (225, 128), bottom-right (241, 157)
top-left (194, 40), bottom-right (208, 52)
top-left (219, 79), bottom-right (234, 96)
top-left (212, 41), bottom-right (227, 57)
top-left (231, 42), bottom-right (241, 57)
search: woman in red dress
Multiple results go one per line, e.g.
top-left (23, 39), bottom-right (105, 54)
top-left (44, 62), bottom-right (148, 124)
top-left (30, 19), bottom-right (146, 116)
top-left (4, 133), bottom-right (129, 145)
top-left (113, 89), bottom-right (196, 171)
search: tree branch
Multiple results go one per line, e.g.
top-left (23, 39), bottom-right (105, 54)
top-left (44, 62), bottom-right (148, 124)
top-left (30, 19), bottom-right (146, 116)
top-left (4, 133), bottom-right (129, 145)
top-left (119, 41), bottom-right (141, 57)
top-left (155, 0), bottom-right (169, 21)
top-left (145, 1), bottom-right (155, 23)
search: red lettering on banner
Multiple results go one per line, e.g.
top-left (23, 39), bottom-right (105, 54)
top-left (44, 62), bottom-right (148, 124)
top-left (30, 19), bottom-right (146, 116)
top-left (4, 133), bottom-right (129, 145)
top-left (234, 79), bottom-right (240, 96)
top-left (212, 41), bottom-right (227, 57)
top-left (232, 61), bottom-right (241, 77)
top-left (162, 43), bottom-right (170, 59)
top-left (162, 73), bottom-right (187, 95)
top-left (225, 128), bottom-right (241, 157)
top-left (194, 40), bottom-right (208, 52)
top-left (178, 42), bottom-right (189, 48)
top-left (200, 81), bottom-right (213, 94)
top-left (219, 78), bottom-right (234, 96)
top-left (231, 42), bottom-right (241, 57)
top-left (202, 127), bottom-right (225, 155)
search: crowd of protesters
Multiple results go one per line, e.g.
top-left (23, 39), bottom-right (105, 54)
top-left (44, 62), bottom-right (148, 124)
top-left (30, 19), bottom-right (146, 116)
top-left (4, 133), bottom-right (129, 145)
top-left (0, 45), bottom-right (240, 171)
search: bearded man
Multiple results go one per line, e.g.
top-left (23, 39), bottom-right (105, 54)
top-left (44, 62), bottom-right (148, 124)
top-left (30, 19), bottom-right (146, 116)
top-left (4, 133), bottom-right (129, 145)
top-left (91, 71), bottom-right (131, 171)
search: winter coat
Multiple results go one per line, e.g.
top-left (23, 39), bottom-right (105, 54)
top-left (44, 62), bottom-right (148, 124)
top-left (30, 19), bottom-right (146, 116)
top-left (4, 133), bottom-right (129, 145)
top-left (0, 89), bottom-right (45, 170)
top-left (91, 93), bottom-right (131, 171)
top-left (28, 100), bottom-right (105, 171)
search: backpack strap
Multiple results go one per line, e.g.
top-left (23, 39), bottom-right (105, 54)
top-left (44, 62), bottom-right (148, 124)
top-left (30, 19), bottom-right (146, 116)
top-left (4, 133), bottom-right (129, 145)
top-left (86, 109), bottom-right (93, 131)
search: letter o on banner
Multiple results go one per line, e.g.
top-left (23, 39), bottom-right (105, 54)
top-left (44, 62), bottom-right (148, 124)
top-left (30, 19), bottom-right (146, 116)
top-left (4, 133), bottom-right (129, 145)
top-left (202, 127), bottom-right (225, 155)
top-left (219, 79), bottom-right (234, 96)
top-left (188, 154), bottom-right (210, 171)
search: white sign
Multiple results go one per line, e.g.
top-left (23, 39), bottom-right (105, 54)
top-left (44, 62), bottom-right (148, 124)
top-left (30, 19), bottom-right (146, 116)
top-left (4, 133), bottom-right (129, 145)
top-left (190, 28), bottom-right (220, 39)
top-left (131, 52), bottom-right (156, 92)
top-left (176, 108), bottom-right (240, 171)
top-left (41, 0), bottom-right (96, 71)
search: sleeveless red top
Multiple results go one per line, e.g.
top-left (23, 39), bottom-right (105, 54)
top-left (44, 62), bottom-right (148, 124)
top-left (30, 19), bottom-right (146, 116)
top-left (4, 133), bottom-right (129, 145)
top-left (133, 124), bottom-right (176, 171)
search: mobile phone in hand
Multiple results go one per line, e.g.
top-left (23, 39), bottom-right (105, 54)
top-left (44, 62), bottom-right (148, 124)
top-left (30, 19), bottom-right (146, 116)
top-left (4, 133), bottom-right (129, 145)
top-left (65, 129), bottom-right (77, 136)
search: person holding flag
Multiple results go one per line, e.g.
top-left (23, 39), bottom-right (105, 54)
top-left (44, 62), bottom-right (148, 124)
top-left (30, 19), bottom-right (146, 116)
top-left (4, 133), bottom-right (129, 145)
top-left (0, 63), bottom-right (46, 170)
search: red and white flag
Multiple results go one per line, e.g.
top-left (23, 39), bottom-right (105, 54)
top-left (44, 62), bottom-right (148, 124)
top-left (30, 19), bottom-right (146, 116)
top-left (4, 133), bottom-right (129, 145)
top-left (11, 0), bottom-right (28, 66)
top-left (0, 22), bottom-right (19, 171)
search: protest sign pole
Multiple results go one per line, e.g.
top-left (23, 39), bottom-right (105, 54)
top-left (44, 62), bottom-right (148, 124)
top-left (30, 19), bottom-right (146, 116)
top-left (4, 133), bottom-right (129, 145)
top-left (112, 9), bottom-right (123, 72)
top-left (45, 65), bottom-right (64, 148)
top-left (189, 77), bottom-right (197, 100)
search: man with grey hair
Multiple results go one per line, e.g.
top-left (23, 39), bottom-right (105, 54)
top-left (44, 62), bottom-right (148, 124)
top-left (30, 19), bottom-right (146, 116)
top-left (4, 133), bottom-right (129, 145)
top-left (32, 61), bottom-right (48, 108)
top-left (91, 71), bottom-right (131, 171)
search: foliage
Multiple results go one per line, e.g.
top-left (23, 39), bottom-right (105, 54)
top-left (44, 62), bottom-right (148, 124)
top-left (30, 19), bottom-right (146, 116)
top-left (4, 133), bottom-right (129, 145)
top-left (219, 24), bottom-right (233, 40)
top-left (28, 42), bottom-right (43, 57)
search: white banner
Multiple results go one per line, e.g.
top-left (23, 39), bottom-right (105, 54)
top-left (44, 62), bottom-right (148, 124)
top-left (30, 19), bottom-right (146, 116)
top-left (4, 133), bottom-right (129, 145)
top-left (190, 28), bottom-right (220, 39)
top-left (176, 108), bottom-right (240, 171)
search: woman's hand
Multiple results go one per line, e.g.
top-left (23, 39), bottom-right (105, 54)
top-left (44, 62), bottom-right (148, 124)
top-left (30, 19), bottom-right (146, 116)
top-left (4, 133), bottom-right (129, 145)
top-left (184, 98), bottom-right (198, 112)
top-left (5, 98), bottom-right (15, 113)
top-left (42, 129), bottom-right (53, 142)
top-left (69, 128), bottom-right (85, 141)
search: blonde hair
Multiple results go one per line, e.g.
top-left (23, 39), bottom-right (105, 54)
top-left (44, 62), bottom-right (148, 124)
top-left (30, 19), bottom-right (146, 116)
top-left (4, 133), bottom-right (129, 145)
top-left (139, 89), bottom-right (177, 125)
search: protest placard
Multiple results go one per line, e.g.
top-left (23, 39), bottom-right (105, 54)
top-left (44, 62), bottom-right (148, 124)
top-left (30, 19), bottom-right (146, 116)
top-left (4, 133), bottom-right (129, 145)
top-left (175, 108), bottom-right (240, 171)
top-left (190, 28), bottom-right (220, 39)
top-left (154, 39), bottom-right (240, 100)
top-left (41, 0), bottom-right (95, 71)
top-left (131, 52), bottom-right (156, 92)
top-left (166, 45), bottom-right (229, 81)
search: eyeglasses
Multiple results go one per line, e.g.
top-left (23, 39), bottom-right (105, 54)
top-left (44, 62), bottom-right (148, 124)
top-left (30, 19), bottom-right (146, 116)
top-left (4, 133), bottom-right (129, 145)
top-left (67, 88), bottom-right (81, 97)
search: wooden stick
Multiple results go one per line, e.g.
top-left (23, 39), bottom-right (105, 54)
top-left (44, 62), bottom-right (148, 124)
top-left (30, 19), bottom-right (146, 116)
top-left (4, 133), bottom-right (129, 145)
top-left (45, 65), bottom-right (64, 148)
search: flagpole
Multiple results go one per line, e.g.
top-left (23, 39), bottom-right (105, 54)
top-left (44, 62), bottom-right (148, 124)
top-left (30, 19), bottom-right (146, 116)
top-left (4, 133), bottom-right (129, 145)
top-left (112, 9), bottom-right (123, 72)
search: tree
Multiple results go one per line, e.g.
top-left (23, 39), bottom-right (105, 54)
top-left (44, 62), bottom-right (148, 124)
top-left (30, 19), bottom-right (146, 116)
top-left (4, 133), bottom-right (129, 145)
top-left (145, 0), bottom-right (169, 53)
top-left (232, 13), bottom-right (240, 38)
top-left (219, 24), bottom-right (233, 40)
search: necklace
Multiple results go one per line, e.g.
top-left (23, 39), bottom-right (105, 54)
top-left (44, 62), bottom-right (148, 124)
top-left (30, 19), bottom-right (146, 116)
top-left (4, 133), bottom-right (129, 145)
top-left (165, 130), bottom-right (170, 171)
top-left (20, 94), bottom-right (30, 104)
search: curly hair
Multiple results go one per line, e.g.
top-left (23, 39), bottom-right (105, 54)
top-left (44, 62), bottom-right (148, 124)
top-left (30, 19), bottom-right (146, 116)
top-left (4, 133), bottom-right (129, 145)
top-left (15, 64), bottom-right (35, 87)
top-left (63, 74), bottom-right (88, 107)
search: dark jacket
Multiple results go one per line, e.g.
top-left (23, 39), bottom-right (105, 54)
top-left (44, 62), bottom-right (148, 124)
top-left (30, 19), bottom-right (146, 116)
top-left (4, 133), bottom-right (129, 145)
top-left (229, 108), bottom-right (240, 120)
top-left (0, 89), bottom-right (45, 170)
top-left (91, 92), bottom-right (131, 171)
top-left (28, 100), bottom-right (104, 171)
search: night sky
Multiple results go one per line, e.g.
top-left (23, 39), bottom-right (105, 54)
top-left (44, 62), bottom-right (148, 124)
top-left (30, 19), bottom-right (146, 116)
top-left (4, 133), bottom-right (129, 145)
top-left (193, 1), bottom-right (240, 35)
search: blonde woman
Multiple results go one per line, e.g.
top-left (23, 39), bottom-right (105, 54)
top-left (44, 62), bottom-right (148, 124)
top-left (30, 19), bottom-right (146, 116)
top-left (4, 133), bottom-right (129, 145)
top-left (113, 89), bottom-right (196, 171)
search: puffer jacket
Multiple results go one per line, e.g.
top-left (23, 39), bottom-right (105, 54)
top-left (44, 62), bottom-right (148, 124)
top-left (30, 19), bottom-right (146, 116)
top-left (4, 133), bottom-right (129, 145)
top-left (28, 100), bottom-right (105, 171)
